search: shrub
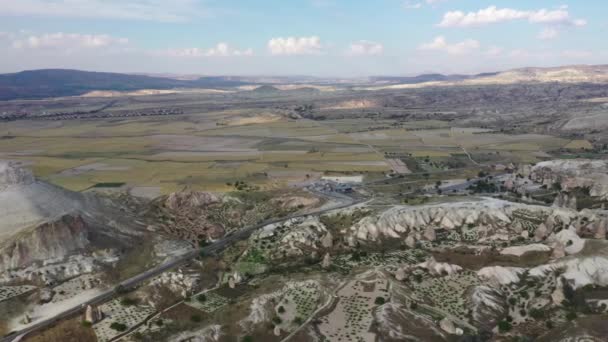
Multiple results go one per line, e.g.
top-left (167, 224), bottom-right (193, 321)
top-left (197, 294), bottom-right (207, 302)
top-left (497, 320), bottom-right (512, 333)
top-left (278, 306), bottom-right (285, 314)
top-left (374, 297), bottom-right (386, 305)
top-left (410, 301), bottom-right (418, 310)
top-left (545, 320), bottom-right (554, 329)
top-left (191, 315), bottom-right (202, 323)
top-left (566, 311), bottom-right (577, 321)
top-left (529, 308), bottom-right (544, 319)
top-left (120, 297), bottom-right (138, 306)
top-left (242, 336), bottom-right (253, 342)
top-left (272, 316), bottom-right (282, 324)
top-left (293, 317), bottom-right (304, 324)
top-left (110, 322), bottom-right (128, 332)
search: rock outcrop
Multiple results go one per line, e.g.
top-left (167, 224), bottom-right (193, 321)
top-left (153, 189), bottom-right (224, 242)
top-left (531, 159), bottom-right (608, 199)
top-left (553, 192), bottom-right (578, 210)
top-left (0, 215), bottom-right (89, 271)
top-left (466, 285), bottom-right (507, 330)
top-left (347, 198), bottom-right (579, 243)
top-left (84, 305), bottom-right (103, 323)
top-left (0, 161), bottom-right (145, 273)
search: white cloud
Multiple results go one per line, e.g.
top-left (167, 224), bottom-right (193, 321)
top-left (268, 36), bottom-right (323, 55)
top-left (11, 32), bottom-right (128, 50)
top-left (418, 36), bottom-right (480, 55)
top-left (348, 40), bottom-right (384, 56)
top-left (438, 6), bottom-right (587, 28)
top-left (404, 0), bottom-right (445, 10)
top-left (538, 27), bottom-right (559, 40)
top-left (403, 2), bottom-right (422, 10)
top-left (485, 46), bottom-right (504, 56)
top-left (161, 43), bottom-right (253, 57)
top-left (0, 0), bottom-right (205, 22)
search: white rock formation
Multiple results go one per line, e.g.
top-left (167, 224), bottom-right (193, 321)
top-left (84, 305), bottom-right (103, 323)
top-left (500, 244), bottom-right (551, 257)
top-left (548, 227), bottom-right (585, 255)
top-left (347, 198), bottom-right (577, 243)
top-left (477, 266), bottom-right (525, 285)
top-left (149, 270), bottom-right (201, 297)
top-left (321, 231), bottom-right (333, 248)
top-left (530, 255), bottom-right (608, 289)
top-left (417, 257), bottom-right (462, 276)
top-left (531, 159), bottom-right (608, 199)
top-left (439, 317), bottom-right (463, 335)
top-left (394, 267), bottom-right (407, 281)
top-left (321, 253), bottom-right (331, 269)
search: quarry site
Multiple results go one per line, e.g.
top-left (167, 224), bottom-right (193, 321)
top-left (1, 64), bottom-right (608, 342)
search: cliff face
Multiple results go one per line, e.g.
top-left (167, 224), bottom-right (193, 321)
top-left (0, 215), bottom-right (89, 271)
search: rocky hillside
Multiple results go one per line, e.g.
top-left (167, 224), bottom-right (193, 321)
top-left (0, 161), bottom-right (145, 272)
top-left (531, 159), bottom-right (608, 200)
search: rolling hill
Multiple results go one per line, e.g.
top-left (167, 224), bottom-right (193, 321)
top-left (0, 69), bottom-right (249, 100)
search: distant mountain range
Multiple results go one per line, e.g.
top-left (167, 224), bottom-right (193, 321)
top-left (368, 72), bottom-right (498, 84)
top-left (369, 65), bottom-right (608, 87)
top-left (1, 65), bottom-right (608, 101)
top-left (0, 69), bottom-right (249, 101)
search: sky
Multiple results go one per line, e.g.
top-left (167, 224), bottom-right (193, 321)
top-left (0, 0), bottom-right (606, 76)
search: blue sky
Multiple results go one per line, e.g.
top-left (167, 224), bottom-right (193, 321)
top-left (0, 0), bottom-right (606, 76)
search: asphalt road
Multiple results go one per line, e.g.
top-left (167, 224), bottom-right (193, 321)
top-left (2, 190), bottom-right (360, 342)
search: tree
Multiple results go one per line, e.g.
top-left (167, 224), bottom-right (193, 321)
top-left (242, 336), bottom-right (254, 342)
top-left (278, 306), bottom-right (286, 314)
top-left (191, 314), bottom-right (202, 323)
top-left (374, 296), bottom-right (386, 305)
top-left (197, 294), bottom-right (207, 302)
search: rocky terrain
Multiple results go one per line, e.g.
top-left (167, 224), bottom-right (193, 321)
top-left (0, 161), bottom-right (146, 274)
top-left (531, 159), bottom-right (608, 200)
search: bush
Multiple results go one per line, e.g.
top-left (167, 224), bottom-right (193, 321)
top-left (191, 315), bottom-right (202, 323)
top-left (545, 320), bottom-right (554, 329)
top-left (110, 322), bottom-right (128, 332)
top-left (497, 320), bottom-right (512, 333)
top-left (197, 294), bottom-right (207, 302)
top-left (242, 336), bottom-right (253, 342)
top-left (272, 316), bottom-right (282, 324)
top-left (293, 317), bottom-right (304, 324)
top-left (566, 311), bottom-right (577, 321)
top-left (120, 297), bottom-right (138, 306)
top-left (277, 306), bottom-right (285, 314)
top-left (374, 297), bottom-right (386, 305)
top-left (529, 308), bottom-right (544, 319)
top-left (410, 301), bottom-right (418, 310)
